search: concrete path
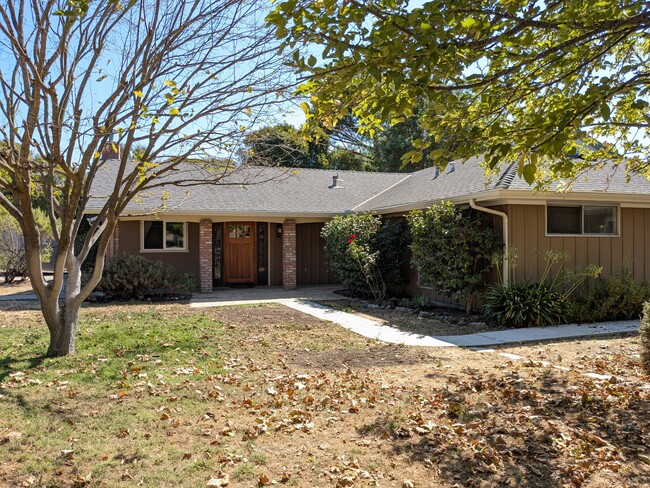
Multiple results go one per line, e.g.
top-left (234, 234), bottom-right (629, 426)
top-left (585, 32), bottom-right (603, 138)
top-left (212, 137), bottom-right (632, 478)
top-left (282, 300), bottom-right (639, 347)
top-left (282, 299), bottom-right (458, 347)
top-left (433, 320), bottom-right (640, 347)
top-left (189, 289), bottom-right (640, 347)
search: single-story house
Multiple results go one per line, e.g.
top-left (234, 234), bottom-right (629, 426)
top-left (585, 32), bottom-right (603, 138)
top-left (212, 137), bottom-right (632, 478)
top-left (87, 149), bottom-right (650, 301)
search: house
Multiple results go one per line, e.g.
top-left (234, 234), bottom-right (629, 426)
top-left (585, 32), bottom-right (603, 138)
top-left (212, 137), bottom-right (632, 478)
top-left (87, 155), bottom-right (650, 300)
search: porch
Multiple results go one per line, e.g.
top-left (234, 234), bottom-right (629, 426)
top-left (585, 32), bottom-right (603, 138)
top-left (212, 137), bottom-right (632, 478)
top-left (189, 284), bottom-right (342, 307)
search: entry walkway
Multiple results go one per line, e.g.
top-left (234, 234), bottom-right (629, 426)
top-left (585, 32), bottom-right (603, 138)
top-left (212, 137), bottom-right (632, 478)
top-left (190, 285), bottom-right (342, 307)
top-left (189, 289), bottom-right (640, 347)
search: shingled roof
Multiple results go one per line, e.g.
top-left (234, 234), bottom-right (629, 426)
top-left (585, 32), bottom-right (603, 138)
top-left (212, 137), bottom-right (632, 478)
top-left (87, 163), bottom-right (408, 216)
top-left (87, 157), bottom-right (650, 217)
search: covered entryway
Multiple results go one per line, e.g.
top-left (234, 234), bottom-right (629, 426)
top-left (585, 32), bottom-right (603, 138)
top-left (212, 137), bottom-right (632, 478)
top-left (224, 222), bottom-right (256, 284)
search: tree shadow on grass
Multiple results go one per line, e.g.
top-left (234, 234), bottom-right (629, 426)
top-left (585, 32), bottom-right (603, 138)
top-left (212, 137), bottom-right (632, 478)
top-left (0, 353), bottom-right (47, 383)
top-left (356, 367), bottom-right (650, 486)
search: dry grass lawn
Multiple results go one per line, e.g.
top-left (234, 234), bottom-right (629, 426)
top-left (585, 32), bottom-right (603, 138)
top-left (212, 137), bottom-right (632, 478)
top-left (0, 278), bottom-right (33, 296)
top-left (1, 301), bottom-right (648, 487)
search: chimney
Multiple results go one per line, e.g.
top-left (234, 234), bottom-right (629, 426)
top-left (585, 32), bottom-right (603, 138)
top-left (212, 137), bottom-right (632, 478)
top-left (101, 133), bottom-right (121, 160)
top-left (329, 173), bottom-right (343, 189)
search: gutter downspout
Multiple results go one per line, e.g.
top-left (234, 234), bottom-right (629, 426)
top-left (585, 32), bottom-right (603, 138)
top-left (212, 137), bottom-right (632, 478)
top-left (469, 198), bottom-right (509, 284)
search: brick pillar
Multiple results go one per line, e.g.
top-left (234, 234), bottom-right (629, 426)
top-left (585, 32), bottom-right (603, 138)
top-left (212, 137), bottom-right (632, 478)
top-left (199, 219), bottom-right (213, 293)
top-left (282, 219), bottom-right (297, 290)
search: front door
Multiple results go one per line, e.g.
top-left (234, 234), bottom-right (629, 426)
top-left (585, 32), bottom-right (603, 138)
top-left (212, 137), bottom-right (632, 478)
top-left (224, 222), bottom-right (256, 284)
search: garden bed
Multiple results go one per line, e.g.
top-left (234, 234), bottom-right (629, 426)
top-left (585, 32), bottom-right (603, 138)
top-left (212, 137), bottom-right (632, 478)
top-left (319, 298), bottom-right (512, 336)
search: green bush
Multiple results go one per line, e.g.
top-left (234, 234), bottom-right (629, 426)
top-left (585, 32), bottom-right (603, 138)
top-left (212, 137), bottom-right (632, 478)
top-left (321, 213), bottom-right (410, 299)
top-left (483, 251), bottom-right (601, 328)
top-left (567, 267), bottom-right (650, 323)
top-left (641, 301), bottom-right (650, 374)
top-left (407, 201), bottom-right (503, 313)
top-left (374, 217), bottom-right (411, 286)
top-left (97, 254), bottom-right (195, 300)
top-left (398, 295), bottom-right (429, 309)
top-left (483, 281), bottom-right (567, 328)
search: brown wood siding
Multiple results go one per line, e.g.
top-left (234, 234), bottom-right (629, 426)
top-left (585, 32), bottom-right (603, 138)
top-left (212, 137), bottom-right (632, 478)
top-left (508, 205), bottom-right (650, 283)
top-left (393, 262), bottom-right (461, 307)
top-left (270, 223), bottom-right (283, 286)
top-left (296, 223), bottom-right (338, 285)
top-left (117, 221), bottom-right (200, 283)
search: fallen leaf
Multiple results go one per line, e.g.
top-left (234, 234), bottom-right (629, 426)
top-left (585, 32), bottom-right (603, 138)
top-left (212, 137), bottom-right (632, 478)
top-left (207, 472), bottom-right (229, 486)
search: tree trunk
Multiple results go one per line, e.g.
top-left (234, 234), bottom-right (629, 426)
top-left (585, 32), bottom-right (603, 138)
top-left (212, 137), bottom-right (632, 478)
top-left (466, 293), bottom-right (475, 315)
top-left (45, 260), bottom-right (83, 357)
top-left (46, 306), bottom-right (79, 357)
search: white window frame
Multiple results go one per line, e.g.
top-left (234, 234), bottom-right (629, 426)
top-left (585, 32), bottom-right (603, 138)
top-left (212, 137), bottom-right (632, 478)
top-left (416, 268), bottom-right (434, 289)
top-left (140, 220), bottom-right (188, 252)
top-left (545, 203), bottom-right (619, 237)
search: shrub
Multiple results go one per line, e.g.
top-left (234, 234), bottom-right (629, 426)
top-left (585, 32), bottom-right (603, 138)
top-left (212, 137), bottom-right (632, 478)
top-left (398, 295), bottom-right (429, 309)
top-left (483, 281), bottom-right (567, 328)
top-left (407, 201), bottom-right (503, 313)
top-left (374, 217), bottom-right (411, 286)
top-left (0, 206), bottom-right (53, 284)
top-left (347, 235), bottom-right (386, 302)
top-left (641, 302), bottom-right (650, 374)
top-left (567, 267), bottom-right (650, 323)
top-left (484, 251), bottom-right (601, 328)
top-left (321, 213), bottom-right (410, 299)
top-left (97, 254), bottom-right (195, 300)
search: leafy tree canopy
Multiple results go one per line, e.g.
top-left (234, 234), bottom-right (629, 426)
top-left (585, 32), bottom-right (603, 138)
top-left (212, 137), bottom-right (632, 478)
top-left (268, 0), bottom-right (650, 185)
top-left (243, 123), bottom-right (328, 168)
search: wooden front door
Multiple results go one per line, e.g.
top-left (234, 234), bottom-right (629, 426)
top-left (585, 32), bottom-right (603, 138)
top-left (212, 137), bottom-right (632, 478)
top-left (224, 222), bottom-right (256, 284)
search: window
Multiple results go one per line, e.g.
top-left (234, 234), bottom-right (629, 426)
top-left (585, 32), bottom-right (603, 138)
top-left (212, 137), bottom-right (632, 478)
top-left (228, 224), bottom-right (251, 239)
top-left (142, 221), bottom-right (187, 250)
top-left (257, 222), bottom-right (268, 285)
top-left (212, 223), bottom-right (223, 285)
top-left (546, 205), bottom-right (617, 236)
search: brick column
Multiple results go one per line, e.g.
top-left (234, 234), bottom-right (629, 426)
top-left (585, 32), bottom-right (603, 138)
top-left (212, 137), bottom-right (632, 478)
top-left (199, 219), bottom-right (213, 293)
top-left (282, 219), bottom-right (297, 290)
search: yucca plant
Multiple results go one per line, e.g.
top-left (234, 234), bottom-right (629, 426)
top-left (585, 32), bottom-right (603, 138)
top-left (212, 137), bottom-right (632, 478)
top-left (483, 250), bottom-right (601, 328)
top-left (483, 281), bottom-right (567, 328)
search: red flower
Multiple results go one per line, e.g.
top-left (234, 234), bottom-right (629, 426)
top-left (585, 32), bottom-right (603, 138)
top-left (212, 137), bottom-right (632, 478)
top-left (347, 233), bottom-right (357, 244)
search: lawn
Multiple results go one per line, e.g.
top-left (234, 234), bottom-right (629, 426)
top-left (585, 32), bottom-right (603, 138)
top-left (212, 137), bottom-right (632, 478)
top-left (1, 302), bottom-right (648, 487)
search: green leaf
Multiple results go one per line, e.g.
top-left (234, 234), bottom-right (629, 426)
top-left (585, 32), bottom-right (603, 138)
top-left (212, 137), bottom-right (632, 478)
top-left (600, 103), bottom-right (611, 121)
top-left (461, 17), bottom-right (477, 29)
top-left (523, 163), bottom-right (536, 185)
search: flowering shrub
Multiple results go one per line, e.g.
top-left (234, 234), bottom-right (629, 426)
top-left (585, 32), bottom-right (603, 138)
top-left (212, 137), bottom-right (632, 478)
top-left (321, 213), bottom-right (409, 299)
top-left (347, 233), bottom-right (386, 302)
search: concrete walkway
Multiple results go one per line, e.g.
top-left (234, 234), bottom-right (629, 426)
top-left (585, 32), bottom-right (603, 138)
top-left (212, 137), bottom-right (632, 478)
top-left (189, 289), bottom-right (640, 347)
